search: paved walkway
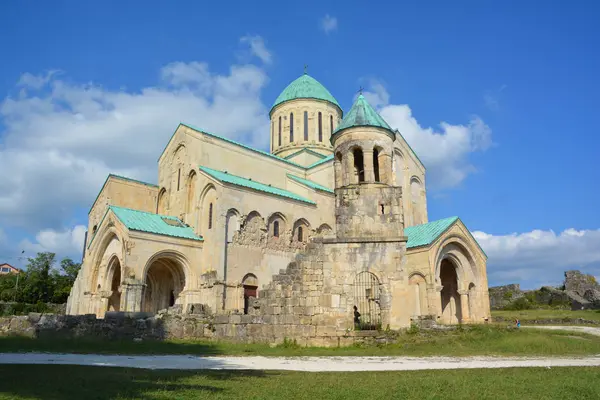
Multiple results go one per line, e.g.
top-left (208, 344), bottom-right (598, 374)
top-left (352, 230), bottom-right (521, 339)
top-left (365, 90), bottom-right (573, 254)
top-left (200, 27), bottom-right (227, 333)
top-left (2, 326), bottom-right (599, 372)
top-left (1, 353), bottom-right (600, 371)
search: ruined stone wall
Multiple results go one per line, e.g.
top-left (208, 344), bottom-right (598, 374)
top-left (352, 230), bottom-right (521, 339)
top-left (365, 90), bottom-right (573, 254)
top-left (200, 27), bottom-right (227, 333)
top-left (335, 185), bottom-right (404, 240)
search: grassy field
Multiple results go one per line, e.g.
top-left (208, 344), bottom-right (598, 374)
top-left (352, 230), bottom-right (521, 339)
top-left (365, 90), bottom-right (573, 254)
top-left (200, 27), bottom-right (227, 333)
top-left (2, 325), bottom-right (600, 357)
top-left (0, 364), bottom-right (598, 400)
top-left (492, 309), bottom-right (600, 323)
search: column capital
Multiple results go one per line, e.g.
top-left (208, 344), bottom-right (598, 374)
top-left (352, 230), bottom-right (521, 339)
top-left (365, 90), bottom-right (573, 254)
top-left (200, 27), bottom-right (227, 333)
top-left (457, 290), bottom-right (469, 296)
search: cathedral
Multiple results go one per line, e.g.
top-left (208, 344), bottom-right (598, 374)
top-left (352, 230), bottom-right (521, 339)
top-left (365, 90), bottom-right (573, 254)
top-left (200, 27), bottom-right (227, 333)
top-left (67, 72), bottom-right (491, 331)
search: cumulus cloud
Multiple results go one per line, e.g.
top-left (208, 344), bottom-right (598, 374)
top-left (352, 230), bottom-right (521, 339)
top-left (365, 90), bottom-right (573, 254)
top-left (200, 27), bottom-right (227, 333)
top-left (240, 35), bottom-right (272, 65)
top-left (0, 39), bottom-right (271, 233)
top-left (363, 82), bottom-right (493, 189)
top-left (20, 225), bottom-right (87, 260)
top-left (320, 15), bottom-right (338, 34)
top-left (474, 228), bottom-right (600, 289)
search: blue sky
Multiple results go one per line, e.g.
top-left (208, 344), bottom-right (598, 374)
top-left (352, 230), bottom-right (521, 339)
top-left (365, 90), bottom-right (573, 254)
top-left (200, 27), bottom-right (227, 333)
top-left (1, 1), bottom-right (599, 288)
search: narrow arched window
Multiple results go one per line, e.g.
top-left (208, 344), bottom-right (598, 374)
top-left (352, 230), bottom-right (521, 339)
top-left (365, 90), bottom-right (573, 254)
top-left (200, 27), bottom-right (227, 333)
top-left (330, 115), bottom-right (333, 134)
top-left (271, 121), bottom-right (274, 151)
top-left (273, 220), bottom-right (280, 237)
top-left (177, 168), bottom-right (181, 191)
top-left (208, 203), bottom-right (213, 230)
top-left (297, 226), bottom-right (303, 242)
top-left (290, 112), bottom-right (294, 142)
top-left (373, 148), bottom-right (380, 182)
top-left (278, 116), bottom-right (282, 146)
top-left (318, 112), bottom-right (323, 142)
top-left (304, 111), bottom-right (308, 141)
top-left (353, 148), bottom-right (365, 183)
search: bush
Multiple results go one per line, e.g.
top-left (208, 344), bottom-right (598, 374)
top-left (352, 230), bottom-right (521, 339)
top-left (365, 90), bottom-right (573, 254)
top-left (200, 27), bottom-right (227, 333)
top-left (504, 297), bottom-right (533, 311)
top-left (503, 291), bottom-right (513, 300)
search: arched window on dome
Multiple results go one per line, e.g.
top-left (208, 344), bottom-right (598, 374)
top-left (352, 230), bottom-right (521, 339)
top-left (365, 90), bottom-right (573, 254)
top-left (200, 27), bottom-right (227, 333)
top-left (278, 116), bottom-right (282, 146)
top-left (304, 111), bottom-right (308, 141)
top-left (353, 148), bottom-right (365, 183)
top-left (318, 112), bottom-right (323, 142)
top-left (271, 121), bottom-right (274, 152)
top-left (373, 147), bottom-right (381, 182)
top-left (290, 112), bottom-right (294, 142)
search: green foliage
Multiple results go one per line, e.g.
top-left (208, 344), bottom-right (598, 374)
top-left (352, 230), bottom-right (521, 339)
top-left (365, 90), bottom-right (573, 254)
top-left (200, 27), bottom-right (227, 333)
top-left (502, 291), bottom-right (513, 300)
top-left (279, 337), bottom-right (300, 349)
top-left (0, 252), bottom-right (80, 308)
top-left (406, 323), bottom-right (420, 335)
top-left (503, 297), bottom-right (533, 310)
top-left (587, 275), bottom-right (598, 285)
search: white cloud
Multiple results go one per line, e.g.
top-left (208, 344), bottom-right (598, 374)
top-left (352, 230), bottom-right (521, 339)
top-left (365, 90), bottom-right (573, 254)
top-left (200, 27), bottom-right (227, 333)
top-left (240, 35), bottom-right (272, 65)
top-left (473, 228), bottom-right (600, 289)
top-left (17, 70), bottom-right (61, 90)
top-left (0, 38), bottom-right (271, 233)
top-left (320, 15), bottom-right (338, 34)
top-left (20, 225), bottom-right (87, 260)
top-left (363, 82), bottom-right (493, 189)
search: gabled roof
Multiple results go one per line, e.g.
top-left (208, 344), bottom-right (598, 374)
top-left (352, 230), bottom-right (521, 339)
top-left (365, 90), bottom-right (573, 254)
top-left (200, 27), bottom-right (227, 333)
top-left (110, 206), bottom-right (203, 242)
top-left (88, 174), bottom-right (158, 215)
top-left (405, 216), bottom-right (487, 257)
top-left (199, 166), bottom-right (316, 205)
top-left (332, 94), bottom-right (393, 138)
top-left (405, 217), bottom-right (459, 249)
top-left (287, 174), bottom-right (334, 194)
top-left (306, 154), bottom-right (334, 169)
top-left (284, 148), bottom-right (328, 160)
top-left (272, 73), bottom-right (341, 113)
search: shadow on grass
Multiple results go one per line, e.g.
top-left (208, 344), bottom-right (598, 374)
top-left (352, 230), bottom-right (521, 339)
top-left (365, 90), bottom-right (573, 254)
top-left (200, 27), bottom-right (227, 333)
top-left (0, 364), bottom-right (270, 400)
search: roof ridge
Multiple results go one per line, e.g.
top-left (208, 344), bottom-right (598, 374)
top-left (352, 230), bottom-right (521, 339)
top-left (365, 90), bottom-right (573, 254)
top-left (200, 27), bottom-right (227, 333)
top-left (286, 173), bottom-right (334, 194)
top-left (88, 174), bottom-right (159, 215)
top-left (199, 166), bottom-right (316, 205)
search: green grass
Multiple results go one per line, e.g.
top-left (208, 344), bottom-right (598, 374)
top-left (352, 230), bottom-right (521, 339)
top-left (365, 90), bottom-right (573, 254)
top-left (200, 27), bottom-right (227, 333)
top-left (492, 309), bottom-right (600, 323)
top-left (0, 365), bottom-right (599, 399)
top-left (2, 325), bottom-right (600, 357)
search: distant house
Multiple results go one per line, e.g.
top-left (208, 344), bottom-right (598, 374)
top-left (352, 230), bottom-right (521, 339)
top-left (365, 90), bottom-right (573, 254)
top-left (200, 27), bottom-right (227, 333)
top-left (0, 263), bottom-right (20, 275)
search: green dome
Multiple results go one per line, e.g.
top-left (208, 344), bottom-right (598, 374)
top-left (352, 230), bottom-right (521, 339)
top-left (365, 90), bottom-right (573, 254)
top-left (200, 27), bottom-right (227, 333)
top-left (332, 94), bottom-right (392, 138)
top-left (271, 73), bottom-right (341, 113)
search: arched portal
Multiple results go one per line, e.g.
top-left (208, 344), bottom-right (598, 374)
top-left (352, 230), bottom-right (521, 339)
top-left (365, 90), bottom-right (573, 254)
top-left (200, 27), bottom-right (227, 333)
top-left (353, 271), bottom-right (381, 330)
top-left (440, 258), bottom-right (462, 324)
top-left (106, 257), bottom-right (121, 312)
top-left (143, 256), bottom-right (187, 314)
top-left (242, 273), bottom-right (258, 315)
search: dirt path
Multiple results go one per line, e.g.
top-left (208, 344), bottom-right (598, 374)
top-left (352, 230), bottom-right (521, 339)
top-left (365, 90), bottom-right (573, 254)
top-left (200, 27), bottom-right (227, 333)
top-left (1, 353), bottom-right (600, 371)
top-left (521, 325), bottom-right (600, 336)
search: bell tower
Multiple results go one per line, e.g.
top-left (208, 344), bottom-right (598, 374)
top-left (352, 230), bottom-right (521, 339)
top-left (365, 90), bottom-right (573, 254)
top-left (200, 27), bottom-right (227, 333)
top-left (331, 94), bottom-right (404, 240)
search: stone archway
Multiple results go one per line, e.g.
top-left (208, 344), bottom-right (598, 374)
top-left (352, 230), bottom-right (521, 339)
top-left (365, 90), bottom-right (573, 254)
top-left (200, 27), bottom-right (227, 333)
top-left (106, 257), bottom-right (122, 312)
top-left (242, 273), bottom-right (258, 315)
top-left (440, 258), bottom-right (462, 324)
top-left (143, 255), bottom-right (187, 314)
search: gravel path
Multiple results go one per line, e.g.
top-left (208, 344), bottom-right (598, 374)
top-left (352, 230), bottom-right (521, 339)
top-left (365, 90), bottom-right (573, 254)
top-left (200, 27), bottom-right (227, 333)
top-left (1, 353), bottom-right (600, 371)
top-left (2, 326), bottom-right (599, 372)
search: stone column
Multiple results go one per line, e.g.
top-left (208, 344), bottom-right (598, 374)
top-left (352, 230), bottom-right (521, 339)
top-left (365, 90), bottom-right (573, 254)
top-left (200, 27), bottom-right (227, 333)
top-left (121, 280), bottom-right (145, 312)
top-left (334, 158), bottom-right (342, 188)
top-left (363, 150), bottom-right (374, 182)
top-left (458, 290), bottom-right (470, 323)
top-left (434, 285), bottom-right (443, 322)
top-left (345, 151), bottom-right (355, 185)
top-left (383, 153), bottom-right (393, 184)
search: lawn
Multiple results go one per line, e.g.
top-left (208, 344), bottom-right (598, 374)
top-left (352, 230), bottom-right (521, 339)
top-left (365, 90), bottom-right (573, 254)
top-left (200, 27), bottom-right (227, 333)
top-left (492, 309), bottom-right (600, 323)
top-left (0, 364), bottom-right (599, 400)
top-left (2, 325), bottom-right (600, 357)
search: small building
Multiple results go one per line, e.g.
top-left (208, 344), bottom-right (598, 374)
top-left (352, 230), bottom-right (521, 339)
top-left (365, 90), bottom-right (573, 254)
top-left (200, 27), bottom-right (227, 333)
top-left (0, 263), bottom-right (20, 275)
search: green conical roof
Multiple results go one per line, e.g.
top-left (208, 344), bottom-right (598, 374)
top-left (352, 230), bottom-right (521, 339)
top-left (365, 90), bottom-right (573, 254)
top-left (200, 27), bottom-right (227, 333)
top-left (271, 73), bottom-right (341, 112)
top-left (333, 94), bottom-right (392, 135)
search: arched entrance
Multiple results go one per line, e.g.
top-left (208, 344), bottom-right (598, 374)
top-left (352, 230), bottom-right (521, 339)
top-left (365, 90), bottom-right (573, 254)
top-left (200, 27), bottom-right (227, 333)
top-left (106, 257), bottom-right (121, 312)
top-left (353, 271), bottom-right (382, 330)
top-left (440, 258), bottom-right (462, 324)
top-left (143, 256), bottom-right (186, 314)
top-left (242, 273), bottom-right (258, 315)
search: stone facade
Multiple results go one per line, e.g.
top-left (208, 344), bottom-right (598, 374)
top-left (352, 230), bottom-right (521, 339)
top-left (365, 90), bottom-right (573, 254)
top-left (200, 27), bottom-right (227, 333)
top-left (67, 72), bottom-right (491, 339)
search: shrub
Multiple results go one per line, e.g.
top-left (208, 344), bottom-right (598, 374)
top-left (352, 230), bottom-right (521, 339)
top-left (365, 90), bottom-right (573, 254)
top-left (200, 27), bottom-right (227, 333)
top-left (504, 297), bottom-right (533, 311)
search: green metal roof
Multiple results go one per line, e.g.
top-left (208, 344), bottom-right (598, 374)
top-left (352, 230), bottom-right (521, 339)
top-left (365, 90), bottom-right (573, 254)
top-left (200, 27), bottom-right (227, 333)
top-left (199, 166), bottom-right (316, 205)
top-left (271, 74), bottom-right (341, 112)
top-left (88, 174), bottom-right (158, 215)
top-left (307, 154), bottom-right (334, 169)
top-left (287, 174), bottom-right (334, 194)
top-left (332, 95), bottom-right (393, 138)
top-left (110, 206), bottom-right (203, 241)
top-left (405, 216), bottom-right (459, 249)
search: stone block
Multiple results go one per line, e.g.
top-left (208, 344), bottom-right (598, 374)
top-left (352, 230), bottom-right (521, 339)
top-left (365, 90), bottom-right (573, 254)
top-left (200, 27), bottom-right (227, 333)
top-left (214, 315), bottom-right (230, 324)
top-left (230, 314), bottom-right (242, 324)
